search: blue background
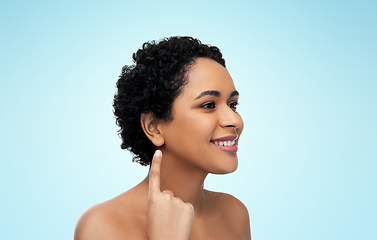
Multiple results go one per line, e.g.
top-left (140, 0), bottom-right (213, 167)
top-left (1, 0), bottom-right (376, 239)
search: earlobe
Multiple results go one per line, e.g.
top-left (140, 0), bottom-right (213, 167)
top-left (140, 112), bottom-right (164, 147)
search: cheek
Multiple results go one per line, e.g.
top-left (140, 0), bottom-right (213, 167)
top-left (162, 112), bottom-right (217, 157)
top-left (172, 113), bottom-right (215, 144)
top-left (162, 113), bottom-right (239, 174)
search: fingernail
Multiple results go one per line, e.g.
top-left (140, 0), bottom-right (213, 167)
top-left (155, 150), bottom-right (161, 157)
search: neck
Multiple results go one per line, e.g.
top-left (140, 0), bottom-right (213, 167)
top-left (145, 151), bottom-right (208, 214)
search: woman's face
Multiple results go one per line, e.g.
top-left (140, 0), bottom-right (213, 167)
top-left (159, 58), bottom-right (243, 174)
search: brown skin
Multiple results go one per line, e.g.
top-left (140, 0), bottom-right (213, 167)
top-left (74, 58), bottom-right (251, 240)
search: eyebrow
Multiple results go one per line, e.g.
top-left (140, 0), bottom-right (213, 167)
top-left (194, 90), bottom-right (239, 100)
top-left (229, 90), bottom-right (239, 98)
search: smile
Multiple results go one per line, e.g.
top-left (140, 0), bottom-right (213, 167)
top-left (213, 140), bottom-right (235, 146)
top-left (210, 135), bottom-right (238, 153)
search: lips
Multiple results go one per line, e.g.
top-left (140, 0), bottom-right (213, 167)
top-left (210, 135), bottom-right (238, 153)
top-left (211, 135), bottom-right (238, 142)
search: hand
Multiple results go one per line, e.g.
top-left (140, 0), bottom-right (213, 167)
top-left (147, 150), bottom-right (194, 240)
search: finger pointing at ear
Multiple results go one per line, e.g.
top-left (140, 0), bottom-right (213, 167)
top-left (147, 150), bottom-right (194, 240)
top-left (149, 150), bottom-right (162, 198)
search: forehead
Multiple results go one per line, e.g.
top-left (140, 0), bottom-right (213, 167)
top-left (179, 58), bottom-right (236, 99)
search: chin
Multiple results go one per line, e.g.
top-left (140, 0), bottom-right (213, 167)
top-left (211, 159), bottom-right (238, 174)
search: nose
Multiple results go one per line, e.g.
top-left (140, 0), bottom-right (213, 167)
top-left (219, 105), bottom-right (243, 130)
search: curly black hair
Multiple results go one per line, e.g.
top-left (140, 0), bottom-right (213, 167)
top-left (113, 36), bottom-right (226, 166)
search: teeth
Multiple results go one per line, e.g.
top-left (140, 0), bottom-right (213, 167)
top-left (213, 140), bottom-right (236, 146)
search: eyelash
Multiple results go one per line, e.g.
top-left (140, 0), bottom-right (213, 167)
top-left (200, 101), bottom-right (239, 111)
top-left (229, 101), bottom-right (239, 111)
top-left (200, 101), bottom-right (216, 109)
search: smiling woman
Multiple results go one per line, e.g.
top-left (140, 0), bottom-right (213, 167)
top-left (74, 36), bottom-right (251, 240)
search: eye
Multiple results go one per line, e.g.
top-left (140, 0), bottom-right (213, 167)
top-left (228, 101), bottom-right (239, 111)
top-left (200, 101), bottom-right (216, 109)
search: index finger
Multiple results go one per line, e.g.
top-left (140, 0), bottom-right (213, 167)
top-left (149, 150), bottom-right (162, 196)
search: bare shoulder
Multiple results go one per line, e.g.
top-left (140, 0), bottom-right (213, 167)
top-left (205, 190), bottom-right (249, 216)
top-left (74, 183), bottom-right (148, 240)
top-left (205, 190), bottom-right (251, 239)
top-left (74, 201), bottom-right (119, 240)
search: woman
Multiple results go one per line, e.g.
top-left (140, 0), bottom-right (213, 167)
top-left (74, 36), bottom-right (251, 240)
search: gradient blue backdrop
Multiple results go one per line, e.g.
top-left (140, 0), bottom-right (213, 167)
top-left (1, 0), bottom-right (376, 239)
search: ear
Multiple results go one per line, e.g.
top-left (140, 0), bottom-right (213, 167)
top-left (140, 112), bottom-right (165, 147)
